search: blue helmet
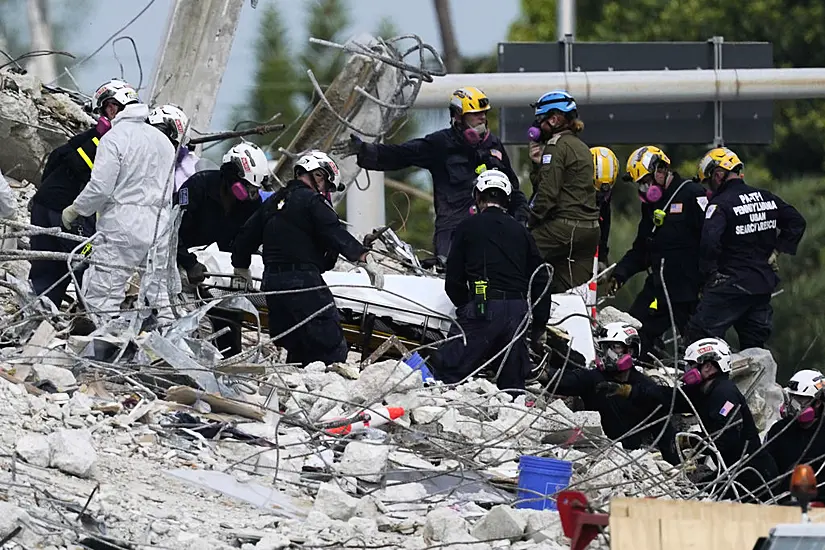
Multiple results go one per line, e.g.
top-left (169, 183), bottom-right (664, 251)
top-left (533, 90), bottom-right (577, 118)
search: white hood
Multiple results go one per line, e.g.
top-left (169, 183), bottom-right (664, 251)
top-left (112, 103), bottom-right (150, 126)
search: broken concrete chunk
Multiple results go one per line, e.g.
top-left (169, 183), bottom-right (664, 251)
top-left (15, 433), bottom-right (50, 467)
top-left (349, 359), bottom-right (421, 404)
top-left (337, 441), bottom-right (390, 483)
top-left (471, 505), bottom-right (527, 542)
top-left (0, 502), bottom-right (34, 545)
top-left (47, 428), bottom-right (97, 478)
top-left (254, 533), bottom-right (291, 550)
top-left (597, 306), bottom-right (641, 328)
top-left (423, 507), bottom-right (470, 542)
top-left (312, 481), bottom-right (358, 521)
top-left (31, 364), bottom-right (76, 390)
top-left (411, 405), bottom-right (445, 424)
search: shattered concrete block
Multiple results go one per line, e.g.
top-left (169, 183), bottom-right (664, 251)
top-left (471, 505), bottom-right (527, 542)
top-left (313, 481), bottom-right (358, 521)
top-left (347, 517), bottom-right (378, 538)
top-left (32, 364), bottom-right (76, 390)
top-left (570, 411), bottom-right (602, 430)
top-left (524, 510), bottom-right (563, 541)
top-left (354, 494), bottom-right (384, 519)
top-left (350, 359), bottom-right (422, 404)
top-left (423, 507), bottom-right (470, 542)
top-left (254, 533), bottom-right (291, 550)
top-left (376, 481), bottom-right (427, 503)
top-left (337, 441), bottom-right (390, 483)
top-left (411, 406), bottom-right (445, 424)
top-left (0, 502), bottom-right (35, 545)
top-left (732, 347), bottom-right (784, 432)
top-left (309, 379), bottom-right (349, 421)
top-left (305, 361), bottom-right (327, 373)
top-left (15, 433), bottom-right (50, 467)
top-left (47, 429), bottom-right (97, 478)
top-left (597, 306), bottom-right (641, 328)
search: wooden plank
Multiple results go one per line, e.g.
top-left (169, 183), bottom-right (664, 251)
top-left (165, 386), bottom-right (265, 421)
top-left (610, 516), bottom-right (661, 550)
top-left (659, 519), bottom-right (711, 550)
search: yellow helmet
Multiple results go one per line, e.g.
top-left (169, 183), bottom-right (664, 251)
top-left (591, 146), bottom-right (620, 191)
top-left (449, 87), bottom-right (491, 117)
top-left (626, 146), bottom-right (671, 183)
top-left (697, 147), bottom-right (744, 181)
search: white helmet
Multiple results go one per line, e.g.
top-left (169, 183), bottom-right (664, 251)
top-left (787, 370), bottom-right (825, 399)
top-left (93, 78), bottom-right (139, 113)
top-left (684, 338), bottom-right (732, 373)
top-left (293, 150), bottom-right (342, 192)
top-left (596, 322), bottom-right (641, 357)
top-left (147, 104), bottom-right (190, 146)
top-left (473, 169), bottom-right (512, 197)
top-left (222, 142), bottom-right (270, 188)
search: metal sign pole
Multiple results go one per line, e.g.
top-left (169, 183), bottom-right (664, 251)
top-left (711, 36), bottom-right (725, 146)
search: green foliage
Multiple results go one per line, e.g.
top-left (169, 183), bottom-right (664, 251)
top-left (508, 0), bottom-right (825, 178)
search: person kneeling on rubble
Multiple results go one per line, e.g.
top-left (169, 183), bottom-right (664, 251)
top-left (231, 151), bottom-right (383, 366)
top-left (429, 169), bottom-right (550, 395)
top-left (28, 78), bottom-right (129, 309)
top-left (174, 142), bottom-right (267, 286)
top-left (605, 337), bottom-right (777, 501)
top-left (546, 322), bottom-right (679, 464)
top-left (762, 369), bottom-right (825, 504)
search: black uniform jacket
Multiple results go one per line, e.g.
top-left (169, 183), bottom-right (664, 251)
top-left (357, 127), bottom-right (529, 231)
top-left (445, 206), bottom-right (550, 329)
top-left (174, 170), bottom-right (262, 270)
top-left (614, 174), bottom-right (707, 303)
top-left (700, 178), bottom-right (806, 294)
top-left (232, 179), bottom-right (366, 271)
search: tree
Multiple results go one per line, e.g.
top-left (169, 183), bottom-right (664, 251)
top-left (508, 0), bottom-right (825, 179)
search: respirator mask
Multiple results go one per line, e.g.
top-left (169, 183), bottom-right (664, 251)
top-left (96, 116), bottom-right (112, 136)
top-left (781, 394), bottom-right (818, 424)
top-left (463, 122), bottom-right (489, 146)
top-left (638, 180), bottom-right (663, 203)
top-left (599, 343), bottom-right (634, 372)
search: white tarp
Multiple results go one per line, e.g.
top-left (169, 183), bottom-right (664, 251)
top-left (194, 244), bottom-right (596, 364)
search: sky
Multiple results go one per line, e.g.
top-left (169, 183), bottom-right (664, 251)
top-left (52, 0), bottom-right (521, 133)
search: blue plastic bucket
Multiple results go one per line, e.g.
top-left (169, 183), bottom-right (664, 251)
top-left (516, 455), bottom-right (573, 511)
top-left (404, 352), bottom-right (435, 383)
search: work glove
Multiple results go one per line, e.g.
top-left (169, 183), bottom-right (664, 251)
top-left (595, 381), bottom-right (632, 399)
top-left (768, 249), bottom-right (780, 273)
top-left (186, 262), bottom-right (207, 285)
top-left (607, 277), bottom-right (623, 296)
top-left (338, 133), bottom-right (363, 158)
top-left (231, 267), bottom-right (252, 290)
top-left (530, 329), bottom-right (548, 355)
top-left (61, 204), bottom-right (79, 230)
top-left (529, 141), bottom-right (543, 164)
top-left (362, 252), bottom-right (385, 290)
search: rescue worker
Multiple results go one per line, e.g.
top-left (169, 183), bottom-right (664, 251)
top-left (606, 337), bottom-right (778, 501)
top-left (231, 150), bottom-right (383, 366)
top-left (686, 147), bottom-right (806, 350)
top-left (429, 169), bottom-right (550, 395)
top-left (61, 83), bottom-right (176, 323)
top-left (28, 78), bottom-right (129, 308)
top-left (608, 146), bottom-right (707, 361)
top-left (591, 146), bottom-right (620, 269)
top-left (527, 90), bottom-right (600, 293)
top-left (546, 322), bottom-right (679, 464)
top-left (175, 142), bottom-right (268, 285)
top-left (763, 369), bottom-right (825, 503)
top-left (343, 87), bottom-right (528, 258)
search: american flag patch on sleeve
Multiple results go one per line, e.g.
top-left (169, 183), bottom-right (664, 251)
top-left (719, 401), bottom-right (735, 417)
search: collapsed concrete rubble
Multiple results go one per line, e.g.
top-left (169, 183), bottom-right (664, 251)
top-left (0, 69), bottom-right (93, 185)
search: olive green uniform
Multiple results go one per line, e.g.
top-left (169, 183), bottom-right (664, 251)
top-left (528, 130), bottom-right (600, 293)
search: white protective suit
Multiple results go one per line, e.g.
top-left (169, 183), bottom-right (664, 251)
top-left (72, 103), bottom-right (176, 319)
